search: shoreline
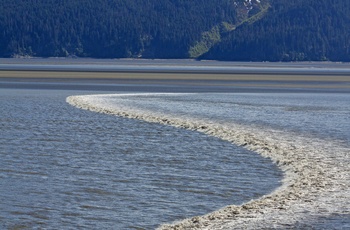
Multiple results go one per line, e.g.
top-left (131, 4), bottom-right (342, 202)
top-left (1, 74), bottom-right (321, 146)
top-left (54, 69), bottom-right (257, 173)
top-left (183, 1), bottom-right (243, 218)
top-left (1, 70), bottom-right (350, 80)
top-left (1, 70), bottom-right (350, 94)
top-left (66, 93), bottom-right (349, 229)
top-left (2, 58), bottom-right (350, 75)
top-left (1, 59), bottom-right (350, 93)
top-left (0, 58), bottom-right (350, 93)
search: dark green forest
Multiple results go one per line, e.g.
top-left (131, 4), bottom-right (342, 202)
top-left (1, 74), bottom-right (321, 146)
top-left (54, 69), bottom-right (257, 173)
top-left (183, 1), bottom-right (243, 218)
top-left (1, 0), bottom-right (349, 61)
top-left (0, 0), bottom-right (246, 58)
top-left (201, 0), bottom-right (350, 61)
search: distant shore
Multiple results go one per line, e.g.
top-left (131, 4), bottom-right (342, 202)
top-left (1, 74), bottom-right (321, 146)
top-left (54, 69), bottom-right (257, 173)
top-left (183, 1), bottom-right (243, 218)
top-left (1, 58), bottom-right (350, 74)
top-left (1, 59), bottom-right (350, 93)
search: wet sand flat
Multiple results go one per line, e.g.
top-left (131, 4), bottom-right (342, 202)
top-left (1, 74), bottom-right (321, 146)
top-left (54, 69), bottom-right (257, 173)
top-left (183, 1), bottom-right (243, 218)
top-left (1, 59), bottom-right (350, 92)
top-left (1, 70), bottom-right (350, 93)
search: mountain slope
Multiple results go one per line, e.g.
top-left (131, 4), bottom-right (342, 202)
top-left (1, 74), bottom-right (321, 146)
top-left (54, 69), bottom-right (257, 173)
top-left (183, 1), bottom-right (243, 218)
top-left (201, 0), bottom-right (350, 61)
top-left (0, 0), bottom-right (265, 58)
top-left (1, 0), bottom-right (350, 61)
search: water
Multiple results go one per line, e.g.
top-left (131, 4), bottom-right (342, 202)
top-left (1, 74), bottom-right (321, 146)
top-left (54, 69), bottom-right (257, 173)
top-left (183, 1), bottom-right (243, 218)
top-left (1, 59), bottom-right (349, 228)
top-left (68, 91), bottom-right (350, 229)
top-left (114, 93), bottom-right (350, 145)
top-left (0, 89), bottom-right (283, 229)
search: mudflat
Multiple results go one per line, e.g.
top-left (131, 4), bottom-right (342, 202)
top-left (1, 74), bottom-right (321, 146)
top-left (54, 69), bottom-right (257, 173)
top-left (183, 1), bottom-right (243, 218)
top-left (1, 70), bottom-right (350, 93)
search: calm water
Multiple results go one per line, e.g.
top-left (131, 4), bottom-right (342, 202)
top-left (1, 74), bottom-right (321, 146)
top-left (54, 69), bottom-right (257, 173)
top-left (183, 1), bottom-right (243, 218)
top-left (0, 89), bottom-right (283, 229)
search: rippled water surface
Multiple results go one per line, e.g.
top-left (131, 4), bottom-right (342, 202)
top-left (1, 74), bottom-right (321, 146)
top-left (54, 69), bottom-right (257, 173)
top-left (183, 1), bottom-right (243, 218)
top-left (120, 93), bottom-right (350, 145)
top-left (0, 89), bottom-right (283, 229)
top-left (91, 92), bottom-right (350, 228)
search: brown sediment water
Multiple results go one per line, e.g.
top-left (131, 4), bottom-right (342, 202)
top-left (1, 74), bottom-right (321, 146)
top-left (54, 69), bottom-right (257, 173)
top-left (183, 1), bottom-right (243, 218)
top-left (67, 93), bottom-right (350, 229)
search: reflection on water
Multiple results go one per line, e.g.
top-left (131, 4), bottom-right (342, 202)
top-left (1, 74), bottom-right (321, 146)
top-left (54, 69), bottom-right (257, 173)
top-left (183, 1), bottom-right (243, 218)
top-left (0, 89), bottom-right (282, 229)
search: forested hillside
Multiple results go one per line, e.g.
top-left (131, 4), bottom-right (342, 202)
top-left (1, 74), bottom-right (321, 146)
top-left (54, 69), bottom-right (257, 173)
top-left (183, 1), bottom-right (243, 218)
top-left (0, 0), bottom-right (263, 58)
top-left (1, 0), bottom-right (350, 61)
top-left (202, 0), bottom-right (350, 61)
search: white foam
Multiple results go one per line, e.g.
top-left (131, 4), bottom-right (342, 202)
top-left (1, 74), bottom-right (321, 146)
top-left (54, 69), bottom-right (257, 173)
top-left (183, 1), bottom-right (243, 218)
top-left (66, 93), bottom-right (350, 229)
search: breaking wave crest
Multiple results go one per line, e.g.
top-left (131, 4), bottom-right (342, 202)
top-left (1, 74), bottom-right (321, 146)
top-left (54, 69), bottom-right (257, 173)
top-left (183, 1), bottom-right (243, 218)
top-left (66, 93), bottom-right (349, 229)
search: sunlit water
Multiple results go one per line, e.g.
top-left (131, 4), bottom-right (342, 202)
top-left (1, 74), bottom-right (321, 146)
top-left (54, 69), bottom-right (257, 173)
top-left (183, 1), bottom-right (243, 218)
top-left (0, 89), bottom-right (283, 229)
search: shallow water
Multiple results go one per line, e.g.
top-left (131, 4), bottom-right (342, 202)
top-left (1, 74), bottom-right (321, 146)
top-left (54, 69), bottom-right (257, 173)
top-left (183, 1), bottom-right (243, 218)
top-left (0, 89), bottom-right (282, 229)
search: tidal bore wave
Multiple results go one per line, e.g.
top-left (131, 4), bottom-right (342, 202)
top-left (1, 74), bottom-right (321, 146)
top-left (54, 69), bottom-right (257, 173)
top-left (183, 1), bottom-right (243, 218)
top-left (66, 93), bottom-right (349, 229)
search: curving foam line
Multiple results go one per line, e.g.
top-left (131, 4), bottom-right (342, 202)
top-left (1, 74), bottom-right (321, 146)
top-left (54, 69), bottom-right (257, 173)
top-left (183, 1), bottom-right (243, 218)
top-left (66, 93), bottom-right (349, 229)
